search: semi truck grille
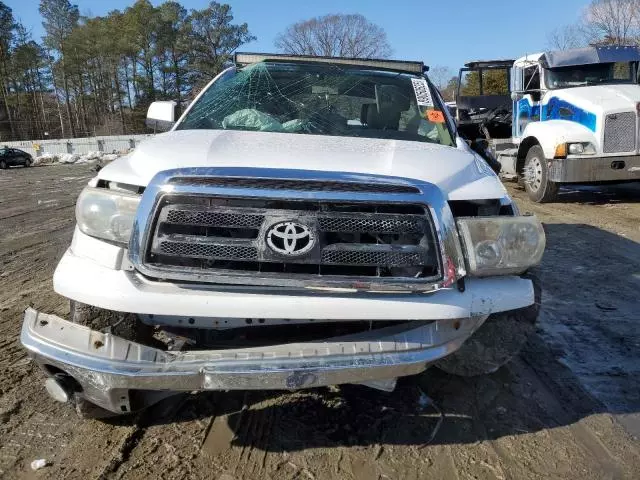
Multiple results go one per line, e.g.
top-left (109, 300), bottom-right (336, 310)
top-left (603, 112), bottom-right (636, 153)
top-left (144, 196), bottom-right (440, 285)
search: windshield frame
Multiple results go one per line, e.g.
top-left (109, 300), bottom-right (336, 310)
top-left (173, 61), bottom-right (457, 148)
top-left (543, 61), bottom-right (638, 90)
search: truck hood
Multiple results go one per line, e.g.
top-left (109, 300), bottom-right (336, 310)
top-left (554, 84), bottom-right (640, 113)
top-left (99, 130), bottom-right (505, 200)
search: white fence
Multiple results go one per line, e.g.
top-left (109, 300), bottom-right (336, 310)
top-left (2, 134), bottom-right (153, 157)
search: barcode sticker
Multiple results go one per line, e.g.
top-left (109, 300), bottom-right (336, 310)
top-left (411, 78), bottom-right (434, 107)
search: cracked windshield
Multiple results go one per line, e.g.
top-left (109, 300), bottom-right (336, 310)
top-left (177, 62), bottom-right (454, 146)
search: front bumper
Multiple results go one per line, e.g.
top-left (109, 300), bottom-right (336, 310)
top-left (549, 155), bottom-right (640, 183)
top-left (54, 246), bottom-right (535, 320)
top-left (22, 308), bottom-right (485, 414)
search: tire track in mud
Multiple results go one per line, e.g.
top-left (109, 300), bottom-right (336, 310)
top-left (0, 165), bottom-right (117, 478)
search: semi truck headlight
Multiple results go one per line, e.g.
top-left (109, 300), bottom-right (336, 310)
top-left (76, 187), bottom-right (140, 245)
top-left (568, 142), bottom-right (596, 155)
top-left (456, 216), bottom-right (545, 276)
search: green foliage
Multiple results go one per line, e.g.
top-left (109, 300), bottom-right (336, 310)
top-left (39, 0), bottom-right (79, 52)
top-left (459, 69), bottom-right (509, 96)
top-left (440, 76), bottom-right (458, 102)
top-left (187, 2), bottom-right (255, 87)
top-left (0, 0), bottom-right (256, 141)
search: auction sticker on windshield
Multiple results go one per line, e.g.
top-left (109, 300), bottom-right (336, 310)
top-left (426, 110), bottom-right (445, 123)
top-left (411, 78), bottom-right (434, 107)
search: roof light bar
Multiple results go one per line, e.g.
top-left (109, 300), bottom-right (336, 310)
top-left (234, 52), bottom-right (426, 74)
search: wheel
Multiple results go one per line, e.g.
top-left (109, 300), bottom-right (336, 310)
top-left (24, 158), bottom-right (32, 167)
top-left (522, 145), bottom-right (558, 203)
top-left (0, 160), bottom-right (7, 169)
top-left (436, 273), bottom-right (541, 377)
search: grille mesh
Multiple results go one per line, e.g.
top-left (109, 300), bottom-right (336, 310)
top-left (159, 241), bottom-right (258, 260)
top-left (322, 249), bottom-right (424, 267)
top-left (147, 196), bottom-right (439, 282)
top-left (166, 209), bottom-right (263, 228)
top-left (318, 216), bottom-right (424, 233)
top-left (604, 112), bottom-right (636, 153)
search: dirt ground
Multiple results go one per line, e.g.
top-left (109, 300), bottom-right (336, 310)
top-left (1, 164), bottom-right (639, 480)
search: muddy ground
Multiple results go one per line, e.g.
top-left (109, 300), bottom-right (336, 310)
top-left (0, 164), bottom-right (639, 479)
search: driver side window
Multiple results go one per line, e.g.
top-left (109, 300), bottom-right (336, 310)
top-left (523, 66), bottom-right (541, 102)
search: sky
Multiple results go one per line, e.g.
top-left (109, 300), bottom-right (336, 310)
top-left (8, 0), bottom-right (589, 72)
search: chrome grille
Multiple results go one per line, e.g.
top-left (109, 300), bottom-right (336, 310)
top-left (168, 176), bottom-right (421, 194)
top-left (603, 112), bottom-right (636, 153)
top-left (145, 197), bottom-right (439, 282)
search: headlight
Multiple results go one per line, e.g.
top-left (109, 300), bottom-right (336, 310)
top-left (456, 216), bottom-right (545, 276)
top-left (568, 142), bottom-right (596, 155)
top-left (76, 187), bottom-right (141, 245)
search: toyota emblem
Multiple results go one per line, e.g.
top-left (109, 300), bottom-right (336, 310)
top-left (266, 221), bottom-right (315, 256)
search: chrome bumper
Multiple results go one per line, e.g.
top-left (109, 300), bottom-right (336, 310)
top-left (21, 308), bottom-right (485, 414)
top-left (549, 155), bottom-right (640, 183)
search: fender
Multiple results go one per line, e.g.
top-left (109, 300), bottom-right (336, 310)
top-left (517, 120), bottom-right (598, 165)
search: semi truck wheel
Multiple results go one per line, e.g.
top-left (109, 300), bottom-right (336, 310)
top-left (523, 145), bottom-right (558, 203)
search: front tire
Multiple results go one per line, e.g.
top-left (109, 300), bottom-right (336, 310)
top-left (0, 160), bottom-right (7, 169)
top-left (436, 273), bottom-right (541, 377)
top-left (523, 145), bottom-right (558, 203)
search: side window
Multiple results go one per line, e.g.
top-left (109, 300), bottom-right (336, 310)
top-left (432, 85), bottom-right (457, 140)
top-left (613, 62), bottom-right (631, 80)
top-left (523, 66), bottom-right (541, 101)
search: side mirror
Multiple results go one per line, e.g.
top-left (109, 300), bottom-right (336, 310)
top-left (471, 138), bottom-right (489, 151)
top-left (510, 92), bottom-right (520, 101)
top-left (146, 101), bottom-right (177, 132)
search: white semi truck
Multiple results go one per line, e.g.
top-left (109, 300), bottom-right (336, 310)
top-left (456, 46), bottom-right (640, 202)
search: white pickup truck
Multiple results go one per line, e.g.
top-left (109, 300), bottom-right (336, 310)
top-left (456, 46), bottom-right (640, 202)
top-left (21, 53), bottom-right (545, 417)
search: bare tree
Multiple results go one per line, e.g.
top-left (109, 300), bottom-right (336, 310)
top-left (547, 24), bottom-right (587, 50)
top-left (429, 66), bottom-right (453, 90)
top-left (275, 14), bottom-right (392, 58)
top-left (583, 0), bottom-right (640, 44)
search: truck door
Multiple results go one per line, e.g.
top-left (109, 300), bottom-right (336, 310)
top-left (513, 65), bottom-right (542, 138)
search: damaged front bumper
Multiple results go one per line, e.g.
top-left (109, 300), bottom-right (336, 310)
top-left (21, 308), bottom-right (485, 414)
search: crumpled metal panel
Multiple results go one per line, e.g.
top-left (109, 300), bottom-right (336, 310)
top-left (21, 308), bottom-right (485, 413)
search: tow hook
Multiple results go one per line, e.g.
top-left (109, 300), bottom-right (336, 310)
top-left (611, 161), bottom-right (625, 170)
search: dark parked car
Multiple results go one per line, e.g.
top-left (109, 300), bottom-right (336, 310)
top-left (0, 147), bottom-right (33, 169)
